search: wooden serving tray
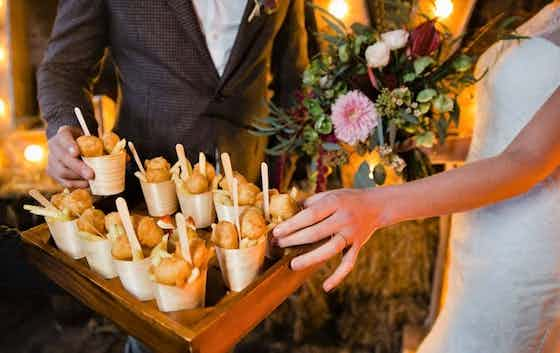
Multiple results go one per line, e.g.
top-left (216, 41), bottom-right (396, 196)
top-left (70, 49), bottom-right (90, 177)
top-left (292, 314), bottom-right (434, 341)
top-left (21, 224), bottom-right (318, 353)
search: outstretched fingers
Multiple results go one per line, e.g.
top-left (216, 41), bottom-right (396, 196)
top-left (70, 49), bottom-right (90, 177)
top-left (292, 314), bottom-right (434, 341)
top-left (290, 233), bottom-right (348, 271)
top-left (273, 200), bottom-right (337, 238)
top-left (277, 214), bottom-right (342, 248)
top-left (323, 244), bottom-right (360, 292)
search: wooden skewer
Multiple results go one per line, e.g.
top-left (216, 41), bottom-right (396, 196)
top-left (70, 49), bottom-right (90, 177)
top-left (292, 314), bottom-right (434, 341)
top-left (176, 144), bottom-right (190, 181)
top-left (232, 178), bottom-right (241, 244)
top-left (261, 162), bottom-right (270, 222)
top-left (116, 197), bottom-right (144, 261)
top-left (128, 142), bottom-right (146, 175)
top-left (74, 107), bottom-right (91, 136)
top-left (29, 189), bottom-right (57, 210)
top-left (199, 152), bottom-right (207, 177)
top-left (175, 213), bottom-right (192, 264)
top-left (220, 152), bottom-right (234, 191)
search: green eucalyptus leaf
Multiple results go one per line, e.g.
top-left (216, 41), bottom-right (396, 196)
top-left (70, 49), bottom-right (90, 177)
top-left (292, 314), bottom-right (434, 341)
top-left (414, 131), bottom-right (436, 148)
top-left (419, 102), bottom-right (431, 114)
top-left (388, 120), bottom-right (397, 147)
top-left (403, 72), bottom-right (416, 83)
top-left (351, 23), bottom-right (373, 36)
top-left (417, 89), bottom-right (437, 103)
top-left (322, 142), bottom-right (341, 151)
top-left (315, 117), bottom-right (333, 134)
top-left (450, 102), bottom-right (461, 126)
top-left (353, 161), bottom-right (375, 189)
top-left (437, 118), bottom-right (449, 144)
top-left (338, 44), bottom-right (350, 63)
top-left (414, 56), bottom-right (436, 75)
top-left (373, 164), bottom-right (387, 185)
top-left (452, 54), bottom-right (474, 72)
top-left (400, 111), bottom-right (419, 124)
top-left (433, 94), bottom-right (454, 113)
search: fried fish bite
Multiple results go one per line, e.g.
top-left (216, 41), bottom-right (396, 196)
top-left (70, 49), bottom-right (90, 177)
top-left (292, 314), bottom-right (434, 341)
top-left (240, 207), bottom-right (267, 240)
top-left (112, 234), bottom-right (132, 261)
top-left (254, 189), bottom-right (280, 210)
top-left (211, 221), bottom-right (239, 249)
top-left (146, 168), bottom-right (171, 183)
top-left (219, 172), bottom-right (247, 192)
top-left (77, 208), bottom-right (106, 235)
top-left (194, 162), bottom-right (216, 181)
top-left (105, 212), bottom-right (123, 232)
top-left (77, 135), bottom-right (104, 158)
top-left (50, 192), bottom-right (66, 210)
top-left (185, 169), bottom-right (209, 194)
top-left (238, 182), bottom-right (260, 206)
top-left (62, 189), bottom-right (93, 216)
top-left (145, 157), bottom-right (171, 171)
top-left (136, 216), bottom-right (164, 248)
top-left (270, 194), bottom-right (299, 223)
top-left (153, 256), bottom-right (193, 287)
top-left (101, 132), bottom-right (120, 154)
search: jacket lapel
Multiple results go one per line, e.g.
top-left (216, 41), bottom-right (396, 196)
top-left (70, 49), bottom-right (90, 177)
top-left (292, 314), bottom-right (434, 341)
top-left (165, 0), bottom-right (220, 84)
top-left (219, 1), bottom-right (269, 87)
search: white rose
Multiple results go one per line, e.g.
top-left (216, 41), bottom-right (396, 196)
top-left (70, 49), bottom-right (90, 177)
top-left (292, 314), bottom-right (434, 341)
top-left (365, 42), bottom-right (390, 68)
top-left (381, 29), bottom-right (409, 50)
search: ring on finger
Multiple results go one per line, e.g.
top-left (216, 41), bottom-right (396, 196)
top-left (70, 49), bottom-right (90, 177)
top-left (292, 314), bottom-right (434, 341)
top-left (335, 233), bottom-right (350, 249)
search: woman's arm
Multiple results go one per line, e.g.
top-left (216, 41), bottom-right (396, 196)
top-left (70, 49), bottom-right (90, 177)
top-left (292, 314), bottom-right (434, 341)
top-left (273, 87), bottom-right (560, 291)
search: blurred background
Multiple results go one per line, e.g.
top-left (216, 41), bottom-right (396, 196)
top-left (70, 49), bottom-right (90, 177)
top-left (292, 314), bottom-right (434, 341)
top-left (0, 1), bottom-right (553, 352)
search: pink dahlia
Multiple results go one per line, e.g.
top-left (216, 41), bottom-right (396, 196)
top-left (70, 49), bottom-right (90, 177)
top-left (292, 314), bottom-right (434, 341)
top-left (331, 90), bottom-right (378, 145)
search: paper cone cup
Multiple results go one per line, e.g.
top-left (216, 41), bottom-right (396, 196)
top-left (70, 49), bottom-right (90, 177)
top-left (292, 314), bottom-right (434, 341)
top-left (153, 269), bottom-right (207, 312)
top-left (140, 180), bottom-right (178, 217)
top-left (81, 238), bottom-right (118, 279)
top-left (47, 219), bottom-right (84, 259)
top-left (215, 203), bottom-right (248, 224)
top-left (83, 152), bottom-right (126, 196)
top-left (215, 240), bottom-right (266, 292)
top-left (177, 191), bottom-right (215, 228)
top-left (114, 258), bottom-right (154, 301)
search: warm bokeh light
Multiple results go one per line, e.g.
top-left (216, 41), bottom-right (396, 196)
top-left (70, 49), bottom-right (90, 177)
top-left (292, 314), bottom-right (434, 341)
top-left (0, 47), bottom-right (6, 63)
top-left (328, 0), bottom-right (349, 19)
top-left (434, 0), bottom-right (454, 19)
top-left (0, 98), bottom-right (7, 118)
top-left (24, 144), bottom-right (46, 164)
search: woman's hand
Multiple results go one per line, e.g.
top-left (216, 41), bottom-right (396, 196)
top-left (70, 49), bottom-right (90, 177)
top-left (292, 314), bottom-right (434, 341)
top-left (273, 188), bottom-right (391, 292)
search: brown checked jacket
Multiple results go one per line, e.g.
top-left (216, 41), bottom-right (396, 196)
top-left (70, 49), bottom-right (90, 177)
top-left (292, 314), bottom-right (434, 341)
top-left (38, 0), bottom-right (308, 182)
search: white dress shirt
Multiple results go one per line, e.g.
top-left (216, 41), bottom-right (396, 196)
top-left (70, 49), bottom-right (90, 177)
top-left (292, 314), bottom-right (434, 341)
top-left (192, 0), bottom-right (247, 76)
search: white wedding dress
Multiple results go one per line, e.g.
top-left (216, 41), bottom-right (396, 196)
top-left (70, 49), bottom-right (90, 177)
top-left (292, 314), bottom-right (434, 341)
top-left (418, 4), bottom-right (560, 353)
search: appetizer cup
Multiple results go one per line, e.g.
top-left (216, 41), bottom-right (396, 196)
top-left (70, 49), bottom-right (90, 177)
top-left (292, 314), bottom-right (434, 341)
top-left (215, 203), bottom-right (248, 224)
top-left (114, 258), bottom-right (155, 301)
top-left (81, 238), bottom-right (118, 279)
top-left (177, 191), bottom-right (215, 228)
top-left (216, 239), bottom-right (266, 292)
top-left (82, 151), bottom-right (126, 196)
top-left (140, 180), bottom-right (178, 217)
top-left (153, 269), bottom-right (207, 312)
top-left (47, 219), bottom-right (84, 259)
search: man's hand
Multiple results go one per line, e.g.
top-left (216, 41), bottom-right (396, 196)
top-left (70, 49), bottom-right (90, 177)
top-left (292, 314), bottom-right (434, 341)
top-left (47, 125), bottom-right (94, 188)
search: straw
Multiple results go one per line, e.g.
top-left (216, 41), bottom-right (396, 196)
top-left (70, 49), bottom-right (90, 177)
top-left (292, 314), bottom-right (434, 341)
top-left (116, 197), bottom-right (144, 261)
top-left (260, 162), bottom-right (270, 222)
top-left (232, 179), bottom-right (241, 245)
top-left (29, 189), bottom-right (57, 211)
top-left (199, 152), bottom-right (207, 177)
top-left (175, 213), bottom-right (192, 263)
top-left (176, 144), bottom-right (190, 180)
top-left (74, 107), bottom-right (91, 136)
top-left (128, 142), bottom-right (146, 175)
top-left (220, 152), bottom-right (234, 191)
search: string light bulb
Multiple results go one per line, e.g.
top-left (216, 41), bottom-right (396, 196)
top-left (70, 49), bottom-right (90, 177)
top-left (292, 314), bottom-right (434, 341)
top-left (328, 0), bottom-right (349, 20)
top-left (434, 0), bottom-right (454, 19)
top-left (24, 144), bottom-right (46, 164)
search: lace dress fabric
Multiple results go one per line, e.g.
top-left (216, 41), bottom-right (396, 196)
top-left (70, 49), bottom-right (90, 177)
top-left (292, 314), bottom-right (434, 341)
top-left (417, 4), bottom-right (560, 353)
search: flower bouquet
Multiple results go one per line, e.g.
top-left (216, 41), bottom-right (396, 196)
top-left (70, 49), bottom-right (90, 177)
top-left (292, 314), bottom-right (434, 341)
top-left (252, 6), bottom-right (482, 191)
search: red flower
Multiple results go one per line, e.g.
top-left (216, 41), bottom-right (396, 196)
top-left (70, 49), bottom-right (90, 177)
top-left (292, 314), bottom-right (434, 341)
top-left (409, 20), bottom-right (441, 58)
